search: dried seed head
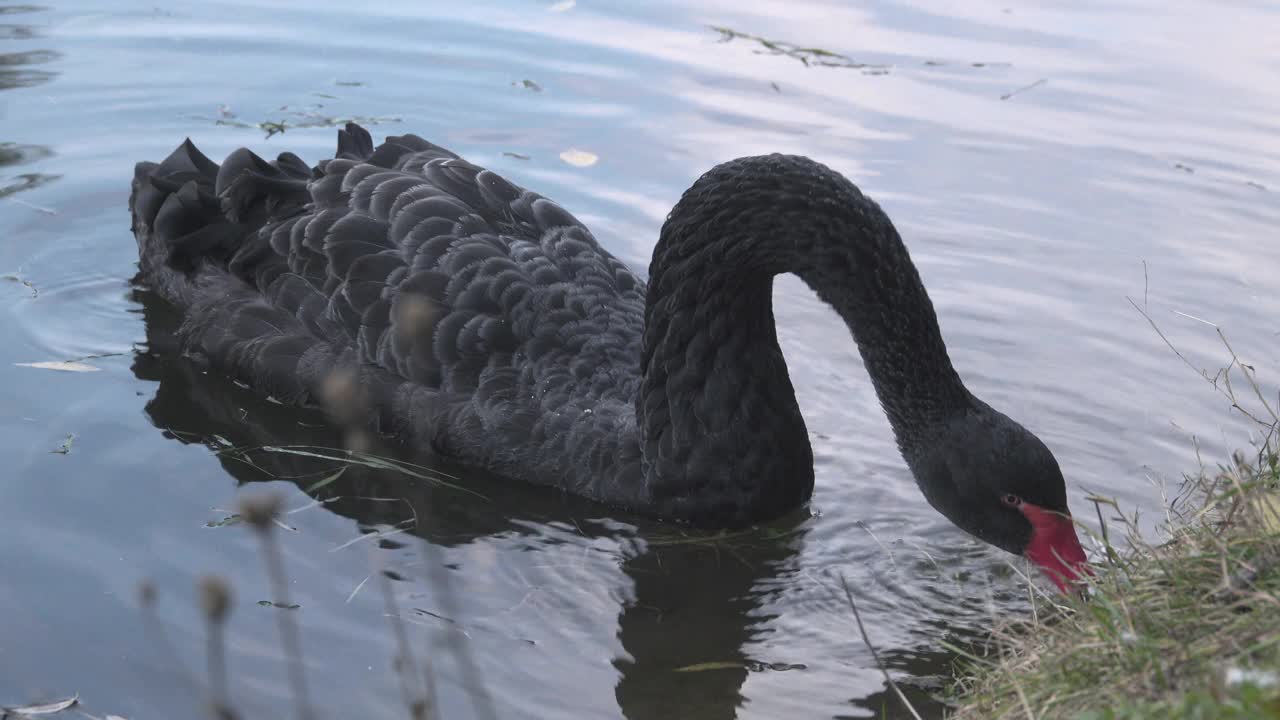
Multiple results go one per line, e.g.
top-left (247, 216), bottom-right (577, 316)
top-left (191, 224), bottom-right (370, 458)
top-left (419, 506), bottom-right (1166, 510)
top-left (320, 367), bottom-right (370, 429)
top-left (321, 366), bottom-right (358, 409)
top-left (237, 493), bottom-right (284, 532)
top-left (396, 293), bottom-right (437, 333)
top-left (199, 574), bottom-right (234, 624)
top-left (344, 428), bottom-right (371, 455)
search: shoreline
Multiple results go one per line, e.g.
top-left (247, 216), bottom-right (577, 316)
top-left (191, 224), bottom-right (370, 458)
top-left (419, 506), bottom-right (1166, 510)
top-left (946, 425), bottom-right (1279, 718)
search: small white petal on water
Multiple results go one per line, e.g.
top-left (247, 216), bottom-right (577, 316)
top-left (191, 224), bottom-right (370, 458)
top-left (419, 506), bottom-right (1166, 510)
top-left (559, 149), bottom-right (598, 167)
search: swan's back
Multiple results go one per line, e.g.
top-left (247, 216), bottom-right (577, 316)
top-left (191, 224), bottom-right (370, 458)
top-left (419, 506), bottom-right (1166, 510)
top-left (130, 123), bottom-right (647, 501)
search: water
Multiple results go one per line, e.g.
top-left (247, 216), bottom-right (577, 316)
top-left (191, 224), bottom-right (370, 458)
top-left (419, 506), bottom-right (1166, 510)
top-left (2, 1), bottom-right (1278, 718)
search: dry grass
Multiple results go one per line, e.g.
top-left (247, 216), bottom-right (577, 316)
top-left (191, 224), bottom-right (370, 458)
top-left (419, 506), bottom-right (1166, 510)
top-left (948, 319), bottom-right (1280, 720)
top-left (949, 443), bottom-right (1280, 718)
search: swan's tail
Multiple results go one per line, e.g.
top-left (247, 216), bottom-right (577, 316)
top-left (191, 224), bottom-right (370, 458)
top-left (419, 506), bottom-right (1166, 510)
top-left (128, 130), bottom-right (326, 305)
top-left (128, 125), bottom-right (423, 427)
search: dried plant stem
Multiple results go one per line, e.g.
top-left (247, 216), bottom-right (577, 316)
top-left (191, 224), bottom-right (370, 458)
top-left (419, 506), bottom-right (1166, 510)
top-left (839, 574), bottom-right (924, 720)
top-left (205, 621), bottom-right (230, 715)
top-left (138, 582), bottom-right (201, 693)
top-left (259, 532), bottom-right (314, 720)
top-left (375, 548), bottom-right (433, 720)
top-left (198, 576), bottom-right (234, 717)
top-left (421, 543), bottom-right (499, 720)
top-left (241, 494), bottom-right (314, 720)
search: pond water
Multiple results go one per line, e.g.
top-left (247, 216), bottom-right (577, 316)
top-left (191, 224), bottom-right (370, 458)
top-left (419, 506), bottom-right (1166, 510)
top-left (2, 1), bottom-right (1278, 718)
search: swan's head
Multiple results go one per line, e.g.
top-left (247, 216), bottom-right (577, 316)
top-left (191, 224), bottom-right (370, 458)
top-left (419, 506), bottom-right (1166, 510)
top-left (906, 402), bottom-right (1090, 593)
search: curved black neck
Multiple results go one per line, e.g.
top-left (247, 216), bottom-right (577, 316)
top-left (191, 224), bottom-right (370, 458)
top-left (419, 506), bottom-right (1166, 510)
top-left (637, 155), bottom-right (971, 526)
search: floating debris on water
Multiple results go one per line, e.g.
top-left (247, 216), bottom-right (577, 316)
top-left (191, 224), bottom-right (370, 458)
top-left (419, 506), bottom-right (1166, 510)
top-left (0, 694), bottom-right (79, 715)
top-left (710, 25), bottom-right (890, 72)
top-left (16, 360), bottom-right (99, 372)
top-left (50, 434), bottom-right (75, 454)
top-left (2, 272), bottom-right (38, 297)
top-left (559, 149), bottom-right (598, 167)
top-left (1000, 77), bottom-right (1047, 100)
top-left (196, 99), bottom-right (398, 138)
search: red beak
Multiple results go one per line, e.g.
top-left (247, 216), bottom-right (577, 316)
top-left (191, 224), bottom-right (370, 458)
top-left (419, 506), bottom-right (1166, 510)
top-left (1018, 502), bottom-right (1091, 592)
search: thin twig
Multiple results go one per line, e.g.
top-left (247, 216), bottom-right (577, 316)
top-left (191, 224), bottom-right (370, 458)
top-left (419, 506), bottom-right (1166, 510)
top-left (1127, 297), bottom-right (1271, 427)
top-left (1000, 78), bottom-right (1046, 100)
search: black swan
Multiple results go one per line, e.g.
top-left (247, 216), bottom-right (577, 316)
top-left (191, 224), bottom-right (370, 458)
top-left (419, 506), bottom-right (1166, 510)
top-left (129, 123), bottom-right (1089, 591)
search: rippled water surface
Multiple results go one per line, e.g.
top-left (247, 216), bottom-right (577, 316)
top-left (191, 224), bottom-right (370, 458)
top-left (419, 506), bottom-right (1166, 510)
top-left (2, 2), bottom-right (1279, 718)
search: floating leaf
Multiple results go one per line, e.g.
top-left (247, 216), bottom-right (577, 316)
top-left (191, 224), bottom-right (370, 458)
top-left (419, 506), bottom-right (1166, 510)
top-left (548, 0), bottom-right (575, 11)
top-left (15, 361), bottom-right (99, 373)
top-left (257, 600), bottom-right (300, 610)
top-left (2, 695), bottom-right (79, 714)
top-left (559, 149), bottom-right (598, 167)
top-left (674, 661), bottom-right (742, 673)
top-left (502, 151), bottom-right (530, 160)
top-left (516, 79), bottom-right (542, 92)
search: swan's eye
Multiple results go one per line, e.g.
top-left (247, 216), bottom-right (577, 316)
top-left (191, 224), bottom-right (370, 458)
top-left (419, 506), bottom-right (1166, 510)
top-left (1001, 493), bottom-right (1022, 508)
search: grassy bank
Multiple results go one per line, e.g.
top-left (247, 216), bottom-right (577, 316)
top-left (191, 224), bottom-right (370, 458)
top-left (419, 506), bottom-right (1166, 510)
top-left (948, 338), bottom-right (1280, 718)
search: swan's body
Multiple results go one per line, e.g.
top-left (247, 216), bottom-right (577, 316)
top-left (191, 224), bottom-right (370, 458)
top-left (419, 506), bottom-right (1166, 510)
top-left (131, 123), bottom-right (1088, 589)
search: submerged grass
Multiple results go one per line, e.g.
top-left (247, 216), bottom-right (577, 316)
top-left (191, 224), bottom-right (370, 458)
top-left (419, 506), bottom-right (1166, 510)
top-left (949, 320), bottom-right (1280, 719)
